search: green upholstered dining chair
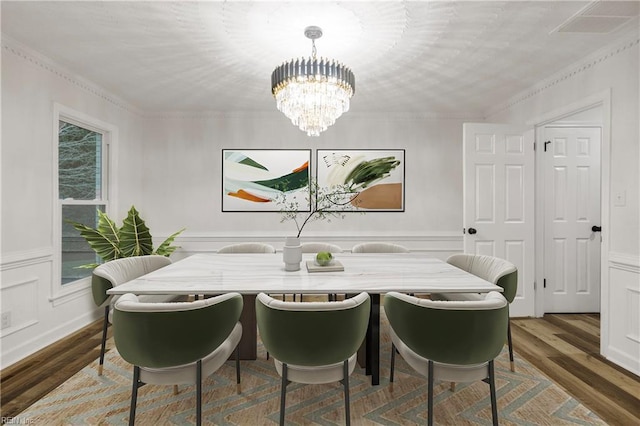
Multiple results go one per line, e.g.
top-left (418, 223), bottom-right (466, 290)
top-left (351, 242), bottom-right (409, 253)
top-left (432, 254), bottom-right (518, 372)
top-left (92, 255), bottom-right (184, 376)
top-left (217, 242), bottom-right (276, 253)
top-left (256, 292), bottom-right (371, 426)
top-left (384, 291), bottom-right (509, 426)
top-left (113, 292), bottom-right (243, 426)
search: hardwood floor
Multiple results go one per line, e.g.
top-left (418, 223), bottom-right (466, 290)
top-left (511, 314), bottom-right (640, 425)
top-left (1, 314), bottom-right (639, 424)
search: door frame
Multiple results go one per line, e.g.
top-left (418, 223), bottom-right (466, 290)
top-left (527, 90), bottom-right (611, 331)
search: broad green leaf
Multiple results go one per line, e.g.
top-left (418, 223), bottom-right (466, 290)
top-left (119, 206), bottom-right (153, 257)
top-left (67, 220), bottom-right (119, 262)
top-left (154, 228), bottom-right (185, 256)
top-left (69, 205), bottom-right (185, 267)
top-left (96, 210), bottom-right (121, 258)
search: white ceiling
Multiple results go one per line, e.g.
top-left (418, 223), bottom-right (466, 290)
top-left (2, 1), bottom-right (638, 115)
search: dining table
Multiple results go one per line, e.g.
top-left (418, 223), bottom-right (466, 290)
top-left (107, 252), bottom-right (502, 385)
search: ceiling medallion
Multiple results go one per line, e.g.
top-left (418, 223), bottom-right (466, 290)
top-left (271, 26), bottom-right (355, 137)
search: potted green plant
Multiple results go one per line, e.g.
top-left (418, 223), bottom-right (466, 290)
top-left (278, 180), bottom-right (361, 239)
top-left (67, 205), bottom-right (185, 268)
top-left (277, 180), bottom-right (362, 271)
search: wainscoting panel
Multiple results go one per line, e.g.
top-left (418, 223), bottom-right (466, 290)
top-left (606, 252), bottom-right (640, 375)
top-left (0, 249), bottom-right (99, 369)
top-left (0, 276), bottom-right (39, 338)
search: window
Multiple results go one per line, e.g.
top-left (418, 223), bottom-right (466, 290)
top-left (56, 108), bottom-right (112, 287)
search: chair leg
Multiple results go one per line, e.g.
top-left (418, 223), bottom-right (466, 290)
top-left (173, 385), bottom-right (179, 395)
top-left (280, 363), bottom-right (288, 426)
top-left (129, 366), bottom-right (140, 426)
top-left (196, 360), bottom-right (202, 426)
top-left (98, 306), bottom-right (109, 376)
top-left (389, 343), bottom-right (396, 391)
top-left (450, 382), bottom-right (456, 392)
top-left (488, 360), bottom-right (499, 426)
top-left (507, 320), bottom-right (515, 372)
top-left (427, 360), bottom-right (434, 426)
top-left (235, 345), bottom-right (241, 394)
top-left (343, 359), bottom-right (351, 426)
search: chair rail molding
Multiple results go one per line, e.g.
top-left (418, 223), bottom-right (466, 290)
top-left (608, 251), bottom-right (640, 272)
top-left (166, 231), bottom-right (463, 259)
top-left (0, 247), bottom-right (53, 272)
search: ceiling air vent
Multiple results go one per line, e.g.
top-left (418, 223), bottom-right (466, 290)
top-left (552, 0), bottom-right (639, 34)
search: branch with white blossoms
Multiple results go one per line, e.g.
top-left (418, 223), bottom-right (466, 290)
top-left (277, 180), bottom-right (363, 238)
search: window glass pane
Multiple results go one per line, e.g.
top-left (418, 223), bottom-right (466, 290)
top-left (59, 121), bottom-right (102, 200)
top-left (61, 204), bottom-right (105, 284)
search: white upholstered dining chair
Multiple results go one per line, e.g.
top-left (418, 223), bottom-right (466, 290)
top-left (217, 242), bottom-right (276, 253)
top-left (256, 292), bottom-right (370, 426)
top-left (432, 253), bottom-right (518, 372)
top-left (351, 242), bottom-right (409, 253)
top-left (113, 292), bottom-right (243, 426)
top-left (91, 255), bottom-right (183, 376)
top-left (385, 291), bottom-right (509, 426)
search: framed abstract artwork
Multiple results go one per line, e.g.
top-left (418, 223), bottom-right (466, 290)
top-left (316, 149), bottom-right (405, 211)
top-left (222, 149), bottom-right (311, 212)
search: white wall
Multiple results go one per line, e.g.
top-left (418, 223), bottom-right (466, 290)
top-left (134, 112), bottom-right (467, 256)
top-left (0, 39), bottom-right (144, 368)
top-left (1, 38), bottom-right (469, 367)
top-left (486, 32), bottom-right (640, 374)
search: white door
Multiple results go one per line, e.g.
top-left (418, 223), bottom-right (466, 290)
top-left (543, 127), bottom-right (601, 313)
top-left (463, 123), bottom-right (535, 317)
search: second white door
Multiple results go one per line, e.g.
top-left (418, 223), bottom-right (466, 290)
top-left (543, 126), bottom-right (601, 313)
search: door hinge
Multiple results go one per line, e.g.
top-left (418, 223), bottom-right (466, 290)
top-left (543, 278), bottom-right (547, 288)
top-left (544, 140), bottom-right (551, 152)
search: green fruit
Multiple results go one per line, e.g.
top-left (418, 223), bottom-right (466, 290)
top-left (315, 251), bottom-right (333, 266)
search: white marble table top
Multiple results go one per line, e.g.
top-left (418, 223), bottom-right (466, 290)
top-left (107, 253), bottom-right (502, 295)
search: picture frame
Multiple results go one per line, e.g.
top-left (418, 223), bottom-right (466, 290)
top-left (316, 149), bottom-right (405, 212)
top-left (222, 149), bottom-right (311, 212)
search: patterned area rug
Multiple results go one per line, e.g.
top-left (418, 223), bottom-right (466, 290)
top-left (18, 314), bottom-right (604, 425)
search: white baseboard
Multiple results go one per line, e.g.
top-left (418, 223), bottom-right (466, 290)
top-left (0, 308), bottom-right (102, 370)
top-left (604, 345), bottom-right (640, 376)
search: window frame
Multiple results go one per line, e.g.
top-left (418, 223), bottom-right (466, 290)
top-left (51, 104), bottom-right (118, 305)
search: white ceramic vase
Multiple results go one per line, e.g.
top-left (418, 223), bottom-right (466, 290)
top-left (283, 236), bottom-right (302, 271)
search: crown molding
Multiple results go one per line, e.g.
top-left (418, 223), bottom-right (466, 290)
top-left (486, 30), bottom-right (639, 118)
top-left (1, 34), bottom-right (144, 116)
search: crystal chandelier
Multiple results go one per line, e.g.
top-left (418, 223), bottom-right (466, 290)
top-left (271, 26), bottom-right (355, 137)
